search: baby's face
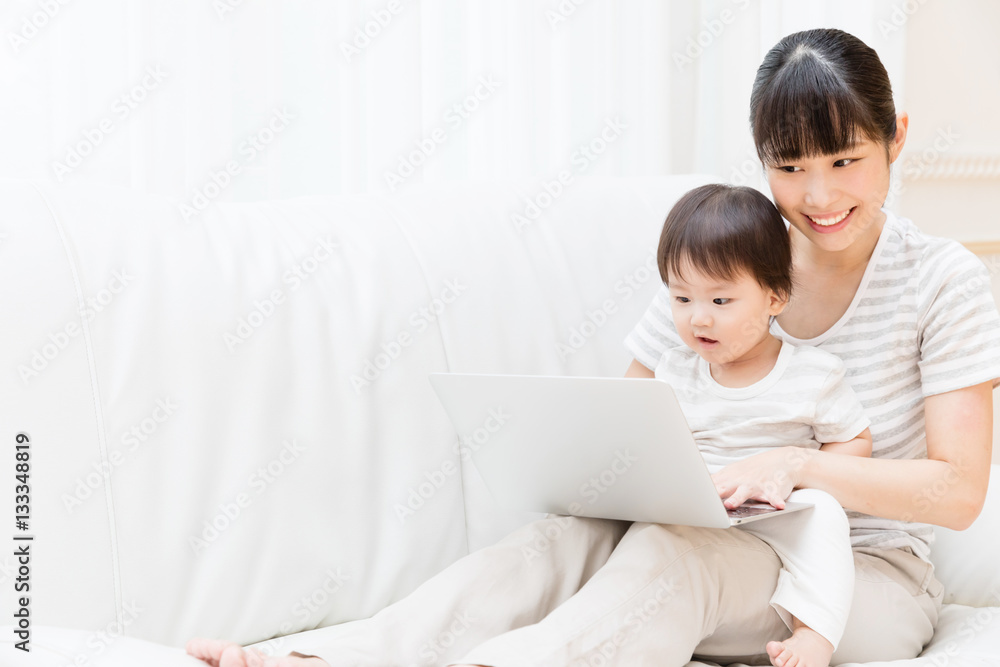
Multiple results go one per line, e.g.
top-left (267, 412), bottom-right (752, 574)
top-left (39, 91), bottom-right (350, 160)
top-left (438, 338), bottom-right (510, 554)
top-left (666, 262), bottom-right (784, 367)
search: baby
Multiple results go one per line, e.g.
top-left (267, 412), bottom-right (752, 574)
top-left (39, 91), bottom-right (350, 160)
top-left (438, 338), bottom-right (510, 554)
top-left (652, 183), bottom-right (872, 667)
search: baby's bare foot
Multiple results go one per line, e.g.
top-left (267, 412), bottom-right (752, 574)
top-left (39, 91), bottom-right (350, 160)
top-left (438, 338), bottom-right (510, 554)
top-left (765, 624), bottom-right (834, 667)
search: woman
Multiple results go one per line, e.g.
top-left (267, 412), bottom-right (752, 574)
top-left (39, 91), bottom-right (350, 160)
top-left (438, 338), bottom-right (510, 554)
top-left (187, 28), bottom-right (999, 667)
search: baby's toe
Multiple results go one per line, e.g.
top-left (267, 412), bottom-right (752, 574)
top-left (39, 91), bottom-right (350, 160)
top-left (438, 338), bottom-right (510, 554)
top-left (219, 645), bottom-right (250, 667)
top-left (766, 640), bottom-right (784, 658)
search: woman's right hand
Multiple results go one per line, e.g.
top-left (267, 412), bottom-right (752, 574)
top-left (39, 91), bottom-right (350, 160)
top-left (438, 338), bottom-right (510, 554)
top-left (185, 638), bottom-right (330, 667)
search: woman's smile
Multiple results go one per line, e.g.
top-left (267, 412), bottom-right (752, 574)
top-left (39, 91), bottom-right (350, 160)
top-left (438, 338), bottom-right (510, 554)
top-left (803, 206), bottom-right (857, 234)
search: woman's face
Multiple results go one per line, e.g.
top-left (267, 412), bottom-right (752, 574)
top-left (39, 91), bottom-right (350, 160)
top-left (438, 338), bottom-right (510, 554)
top-left (764, 119), bottom-right (907, 255)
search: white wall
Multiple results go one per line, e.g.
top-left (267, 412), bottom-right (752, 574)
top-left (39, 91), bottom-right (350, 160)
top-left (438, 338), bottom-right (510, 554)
top-left (992, 261), bottom-right (1000, 465)
top-left (896, 0), bottom-right (1000, 245)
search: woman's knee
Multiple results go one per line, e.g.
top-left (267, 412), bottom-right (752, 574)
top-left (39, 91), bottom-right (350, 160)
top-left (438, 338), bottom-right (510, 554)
top-left (615, 522), bottom-right (776, 566)
top-left (509, 515), bottom-right (629, 561)
top-left (834, 554), bottom-right (938, 663)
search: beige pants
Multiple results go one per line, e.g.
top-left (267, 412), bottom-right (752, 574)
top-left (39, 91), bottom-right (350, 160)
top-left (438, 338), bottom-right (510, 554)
top-left (282, 514), bottom-right (943, 667)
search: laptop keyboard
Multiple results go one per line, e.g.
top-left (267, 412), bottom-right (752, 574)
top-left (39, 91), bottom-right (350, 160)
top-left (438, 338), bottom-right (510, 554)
top-left (726, 503), bottom-right (780, 518)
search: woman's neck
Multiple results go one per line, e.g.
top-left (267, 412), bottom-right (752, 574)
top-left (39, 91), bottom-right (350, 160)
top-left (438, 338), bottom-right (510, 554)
top-left (776, 209), bottom-right (888, 341)
top-left (790, 208), bottom-right (886, 275)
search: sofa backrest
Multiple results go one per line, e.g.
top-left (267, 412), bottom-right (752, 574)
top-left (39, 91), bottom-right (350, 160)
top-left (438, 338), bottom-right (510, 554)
top-left (0, 175), bottom-right (710, 647)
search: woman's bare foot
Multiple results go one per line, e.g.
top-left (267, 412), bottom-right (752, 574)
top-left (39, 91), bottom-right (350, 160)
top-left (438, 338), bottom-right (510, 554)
top-left (765, 620), bottom-right (834, 667)
top-left (185, 638), bottom-right (330, 667)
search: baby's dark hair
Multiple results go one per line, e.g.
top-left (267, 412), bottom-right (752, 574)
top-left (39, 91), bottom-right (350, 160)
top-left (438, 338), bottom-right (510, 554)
top-left (657, 184), bottom-right (792, 300)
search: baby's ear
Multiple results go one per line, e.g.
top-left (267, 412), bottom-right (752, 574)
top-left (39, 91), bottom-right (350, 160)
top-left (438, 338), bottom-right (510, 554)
top-left (769, 289), bottom-right (790, 315)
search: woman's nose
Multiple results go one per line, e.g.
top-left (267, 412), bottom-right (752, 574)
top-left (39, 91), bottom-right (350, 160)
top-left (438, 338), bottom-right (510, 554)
top-left (803, 171), bottom-right (838, 209)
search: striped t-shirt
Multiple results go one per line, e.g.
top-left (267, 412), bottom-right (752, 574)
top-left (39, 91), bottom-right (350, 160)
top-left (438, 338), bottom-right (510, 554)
top-left (654, 341), bottom-right (871, 475)
top-left (626, 209), bottom-right (1000, 561)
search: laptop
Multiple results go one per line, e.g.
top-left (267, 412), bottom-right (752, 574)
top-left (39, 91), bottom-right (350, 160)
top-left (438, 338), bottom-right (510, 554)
top-left (428, 373), bottom-right (812, 528)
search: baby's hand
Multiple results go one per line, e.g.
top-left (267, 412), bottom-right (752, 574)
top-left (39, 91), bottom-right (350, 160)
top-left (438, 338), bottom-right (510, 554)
top-left (185, 638), bottom-right (329, 667)
top-left (711, 447), bottom-right (812, 509)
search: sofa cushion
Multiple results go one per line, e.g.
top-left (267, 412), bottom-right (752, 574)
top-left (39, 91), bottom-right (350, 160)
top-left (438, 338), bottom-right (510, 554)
top-left (929, 464), bottom-right (1000, 608)
top-left (836, 603), bottom-right (1000, 666)
top-left (6, 604), bottom-right (996, 667)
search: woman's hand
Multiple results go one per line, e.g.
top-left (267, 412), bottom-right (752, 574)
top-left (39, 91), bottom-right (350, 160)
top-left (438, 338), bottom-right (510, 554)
top-left (710, 446), bottom-right (815, 510)
top-left (185, 638), bottom-right (329, 667)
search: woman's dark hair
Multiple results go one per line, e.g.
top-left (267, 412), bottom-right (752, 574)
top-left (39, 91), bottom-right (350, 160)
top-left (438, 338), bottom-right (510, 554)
top-left (657, 184), bottom-right (792, 300)
top-left (750, 28), bottom-right (897, 165)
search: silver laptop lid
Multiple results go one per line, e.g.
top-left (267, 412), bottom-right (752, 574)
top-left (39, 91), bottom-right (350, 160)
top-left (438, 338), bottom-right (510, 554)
top-left (429, 373), bottom-right (737, 528)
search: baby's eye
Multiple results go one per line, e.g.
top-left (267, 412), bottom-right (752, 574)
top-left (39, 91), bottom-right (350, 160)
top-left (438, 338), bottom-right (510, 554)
top-left (713, 298), bottom-right (730, 305)
top-left (675, 296), bottom-right (690, 303)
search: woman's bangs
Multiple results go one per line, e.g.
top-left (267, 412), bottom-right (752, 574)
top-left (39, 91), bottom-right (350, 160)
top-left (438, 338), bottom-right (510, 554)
top-left (753, 60), bottom-right (872, 165)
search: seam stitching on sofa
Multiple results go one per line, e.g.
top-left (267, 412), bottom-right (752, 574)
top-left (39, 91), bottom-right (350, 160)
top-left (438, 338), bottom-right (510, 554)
top-left (378, 196), bottom-right (473, 555)
top-left (31, 182), bottom-right (125, 632)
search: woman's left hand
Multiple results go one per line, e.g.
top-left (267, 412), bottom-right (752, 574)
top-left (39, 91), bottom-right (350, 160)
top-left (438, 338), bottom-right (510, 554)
top-left (710, 446), bottom-right (814, 510)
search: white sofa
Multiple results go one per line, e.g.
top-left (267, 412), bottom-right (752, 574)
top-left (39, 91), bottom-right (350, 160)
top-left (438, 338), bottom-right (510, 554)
top-left (0, 176), bottom-right (997, 666)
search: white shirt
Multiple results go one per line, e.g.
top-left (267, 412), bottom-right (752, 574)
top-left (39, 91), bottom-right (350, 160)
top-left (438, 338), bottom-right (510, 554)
top-left (654, 340), bottom-right (870, 475)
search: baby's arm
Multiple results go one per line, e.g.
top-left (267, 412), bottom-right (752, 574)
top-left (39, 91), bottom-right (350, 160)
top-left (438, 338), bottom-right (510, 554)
top-left (817, 426), bottom-right (872, 458)
top-left (813, 353), bottom-right (872, 459)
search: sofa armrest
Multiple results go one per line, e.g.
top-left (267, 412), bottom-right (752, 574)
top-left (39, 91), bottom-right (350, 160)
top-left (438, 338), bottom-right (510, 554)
top-left (929, 463), bottom-right (1000, 607)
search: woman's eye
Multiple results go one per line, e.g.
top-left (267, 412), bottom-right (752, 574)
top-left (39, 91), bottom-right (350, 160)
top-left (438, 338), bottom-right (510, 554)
top-left (834, 158), bottom-right (855, 167)
top-left (713, 298), bottom-right (730, 305)
top-left (777, 165), bottom-right (801, 173)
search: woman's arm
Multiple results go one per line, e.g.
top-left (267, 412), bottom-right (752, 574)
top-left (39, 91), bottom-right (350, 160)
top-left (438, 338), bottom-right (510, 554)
top-left (716, 381), bottom-right (994, 530)
top-left (801, 380), bottom-right (993, 530)
top-left (625, 358), bottom-right (655, 378)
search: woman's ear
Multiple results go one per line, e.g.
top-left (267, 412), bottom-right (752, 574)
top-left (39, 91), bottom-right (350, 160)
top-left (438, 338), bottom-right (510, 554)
top-left (889, 112), bottom-right (909, 164)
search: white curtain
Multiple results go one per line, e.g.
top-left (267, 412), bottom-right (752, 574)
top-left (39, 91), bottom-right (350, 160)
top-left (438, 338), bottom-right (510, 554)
top-left (0, 0), bottom-right (904, 202)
